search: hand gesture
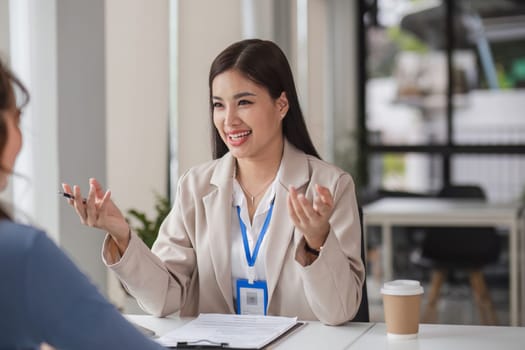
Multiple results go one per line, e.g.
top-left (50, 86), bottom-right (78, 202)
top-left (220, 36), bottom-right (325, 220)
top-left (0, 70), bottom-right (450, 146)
top-left (287, 184), bottom-right (334, 250)
top-left (62, 178), bottom-right (130, 251)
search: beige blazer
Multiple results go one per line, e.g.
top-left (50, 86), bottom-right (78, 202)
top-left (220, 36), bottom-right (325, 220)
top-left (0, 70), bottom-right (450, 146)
top-left (104, 140), bottom-right (364, 325)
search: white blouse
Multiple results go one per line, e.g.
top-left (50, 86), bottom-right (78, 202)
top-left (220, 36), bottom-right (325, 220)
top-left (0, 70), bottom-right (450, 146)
top-left (230, 167), bottom-right (282, 303)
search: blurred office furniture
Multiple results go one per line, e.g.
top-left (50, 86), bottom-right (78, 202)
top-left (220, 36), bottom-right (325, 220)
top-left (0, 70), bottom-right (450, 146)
top-left (352, 207), bottom-right (370, 322)
top-left (365, 189), bottom-right (434, 281)
top-left (363, 196), bottom-right (522, 325)
top-left (411, 185), bottom-right (500, 324)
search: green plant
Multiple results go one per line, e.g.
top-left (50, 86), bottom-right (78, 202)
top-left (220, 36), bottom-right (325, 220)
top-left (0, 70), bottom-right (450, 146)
top-left (126, 193), bottom-right (171, 249)
top-left (387, 26), bottom-right (428, 53)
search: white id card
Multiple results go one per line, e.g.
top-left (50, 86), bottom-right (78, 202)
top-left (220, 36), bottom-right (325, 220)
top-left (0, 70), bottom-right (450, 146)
top-left (236, 279), bottom-right (268, 315)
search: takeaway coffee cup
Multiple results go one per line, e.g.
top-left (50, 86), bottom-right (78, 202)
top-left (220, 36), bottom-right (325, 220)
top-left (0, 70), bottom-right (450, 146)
top-left (381, 280), bottom-right (424, 339)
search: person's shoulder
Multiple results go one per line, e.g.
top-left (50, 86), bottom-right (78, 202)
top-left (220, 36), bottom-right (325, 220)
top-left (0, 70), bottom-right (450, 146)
top-left (286, 149), bottom-right (355, 195)
top-left (183, 158), bottom-right (222, 180)
top-left (306, 155), bottom-right (346, 174)
top-left (174, 158), bottom-right (228, 199)
top-left (285, 141), bottom-right (348, 178)
top-left (303, 154), bottom-right (352, 181)
top-left (0, 220), bottom-right (49, 262)
top-left (178, 159), bottom-right (217, 187)
top-left (0, 220), bottom-right (45, 248)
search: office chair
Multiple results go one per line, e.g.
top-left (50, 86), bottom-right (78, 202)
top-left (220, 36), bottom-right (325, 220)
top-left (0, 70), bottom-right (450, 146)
top-left (351, 206), bottom-right (370, 322)
top-left (411, 185), bottom-right (500, 325)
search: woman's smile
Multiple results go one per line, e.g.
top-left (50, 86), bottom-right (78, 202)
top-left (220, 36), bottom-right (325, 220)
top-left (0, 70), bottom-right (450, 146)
top-left (227, 130), bottom-right (252, 146)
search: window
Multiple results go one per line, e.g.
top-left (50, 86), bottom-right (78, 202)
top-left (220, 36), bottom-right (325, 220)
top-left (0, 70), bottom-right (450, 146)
top-left (359, 0), bottom-right (525, 202)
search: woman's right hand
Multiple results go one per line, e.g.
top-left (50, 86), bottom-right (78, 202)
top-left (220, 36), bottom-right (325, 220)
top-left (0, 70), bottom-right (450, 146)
top-left (62, 178), bottom-right (131, 253)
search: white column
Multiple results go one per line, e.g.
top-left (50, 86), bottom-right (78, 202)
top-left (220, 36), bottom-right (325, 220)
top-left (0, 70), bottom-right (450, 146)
top-left (241, 0), bottom-right (274, 40)
top-left (105, 0), bottom-right (169, 224)
top-left (0, 0), bottom-right (9, 56)
top-left (0, 0), bottom-right (12, 204)
top-left (105, 0), bottom-right (169, 305)
top-left (331, 0), bottom-right (359, 170)
top-left (55, 0), bottom-right (107, 294)
top-left (293, 0), bottom-right (358, 165)
top-left (174, 0), bottom-right (243, 177)
top-left (10, 0), bottom-right (59, 240)
top-left (304, 0), bottom-right (330, 158)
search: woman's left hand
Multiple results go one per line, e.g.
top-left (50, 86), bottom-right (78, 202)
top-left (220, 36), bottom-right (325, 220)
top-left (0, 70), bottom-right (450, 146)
top-left (287, 184), bottom-right (334, 251)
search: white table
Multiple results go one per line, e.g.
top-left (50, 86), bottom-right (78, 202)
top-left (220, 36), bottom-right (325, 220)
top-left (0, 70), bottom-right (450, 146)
top-left (127, 315), bottom-right (525, 349)
top-left (351, 323), bottom-right (525, 350)
top-left (362, 197), bottom-right (523, 326)
top-left (126, 314), bottom-right (373, 349)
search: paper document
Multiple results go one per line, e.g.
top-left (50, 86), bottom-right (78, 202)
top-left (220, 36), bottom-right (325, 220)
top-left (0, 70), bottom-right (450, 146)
top-left (155, 313), bottom-right (299, 349)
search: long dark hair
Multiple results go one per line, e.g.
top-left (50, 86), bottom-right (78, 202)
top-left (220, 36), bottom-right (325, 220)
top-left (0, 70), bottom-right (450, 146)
top-left (0, 57), bottom-right (30, 220)
top-left (208, 39), bottom-right (320, 160)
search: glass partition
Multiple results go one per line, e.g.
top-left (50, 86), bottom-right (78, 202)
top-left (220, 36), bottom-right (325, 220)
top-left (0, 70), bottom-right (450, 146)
top-left (360, 0), bottom-right (525, 200)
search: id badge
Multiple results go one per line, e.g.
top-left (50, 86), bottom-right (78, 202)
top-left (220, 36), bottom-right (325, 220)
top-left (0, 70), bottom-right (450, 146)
top-left (236, 279), bottom-right (268, 315)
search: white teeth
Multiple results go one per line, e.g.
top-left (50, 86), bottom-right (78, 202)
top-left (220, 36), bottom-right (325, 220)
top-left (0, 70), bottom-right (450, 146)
top-left (229, 131), bottom-right (251, 140)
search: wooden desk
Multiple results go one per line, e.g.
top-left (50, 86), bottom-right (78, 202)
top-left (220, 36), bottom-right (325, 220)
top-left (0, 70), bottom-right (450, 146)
top-left (363, 197), bottom-right (523, 326)
top-left (126, 314), bottom-right (373, 349)
top-left (351, 323), bottom-right (525, 350)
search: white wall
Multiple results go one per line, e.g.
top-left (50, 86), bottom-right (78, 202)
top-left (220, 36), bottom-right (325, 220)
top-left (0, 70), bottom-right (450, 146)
top-left (174, 0), bottom-right (243, 176)
top-left (105, 0), bottom-right (168, 222)
top-left (56, 0), bottom-right (107, 293)
top-left (0, 0), bottom-right (11, 204)
top-left (304, 0), bottom-right (331, 158)
top-left (105, 0), bottom-right (169, 304)
top-left (9, 0), bottom-right (59, 240)
top-left (330, 0), bottom-right (359, 172)
top-left (0, 0), bottom-right (9, 57)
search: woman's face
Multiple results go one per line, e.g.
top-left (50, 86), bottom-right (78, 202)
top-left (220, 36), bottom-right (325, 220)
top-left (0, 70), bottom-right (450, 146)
top-left (0, 90), bottom-right (23, 190)
top-left (212, 69), bottom-right (288, 162)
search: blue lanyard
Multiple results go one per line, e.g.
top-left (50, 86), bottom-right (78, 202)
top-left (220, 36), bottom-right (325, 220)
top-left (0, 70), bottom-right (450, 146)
top-left (236, 199), bottom-right (275, 267)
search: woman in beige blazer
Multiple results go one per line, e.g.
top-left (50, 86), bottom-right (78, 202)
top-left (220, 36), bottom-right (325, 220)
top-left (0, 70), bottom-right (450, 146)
top-left (63, 39), bottom-right (364, 326)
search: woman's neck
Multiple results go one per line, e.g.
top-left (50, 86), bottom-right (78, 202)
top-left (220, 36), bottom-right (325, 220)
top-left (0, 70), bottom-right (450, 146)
top-left (235, 140), bottom-right (283, 218)
top-left (235, 141), bottom-right (283, 187)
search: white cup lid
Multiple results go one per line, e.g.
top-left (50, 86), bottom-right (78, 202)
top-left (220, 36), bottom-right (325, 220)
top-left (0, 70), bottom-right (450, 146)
top-left (381, 280), bottom-right (424, 296)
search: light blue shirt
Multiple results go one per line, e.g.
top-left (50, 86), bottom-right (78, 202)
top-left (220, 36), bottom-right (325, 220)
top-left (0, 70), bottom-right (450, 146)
top-left (0, 219), bottom-right (164, 350)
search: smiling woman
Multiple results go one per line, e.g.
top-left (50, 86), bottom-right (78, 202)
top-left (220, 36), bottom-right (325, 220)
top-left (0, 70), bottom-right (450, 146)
top-left (211, 69), bottom-right (287, 213)
top-left (63, 39), bottom-right (365, 326)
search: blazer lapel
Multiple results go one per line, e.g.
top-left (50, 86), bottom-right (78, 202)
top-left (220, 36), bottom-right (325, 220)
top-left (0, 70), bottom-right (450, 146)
top-left (203, 154), bottom-right (236, 313)
top-left (264, 140), bottom-right (309, 305)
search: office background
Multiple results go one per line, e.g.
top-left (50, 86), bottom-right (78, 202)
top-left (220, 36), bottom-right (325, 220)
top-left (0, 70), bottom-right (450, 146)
top-left (1, 0), bottom-right (523, 325)
top-left (0, 0), bottom-right (358, 308)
